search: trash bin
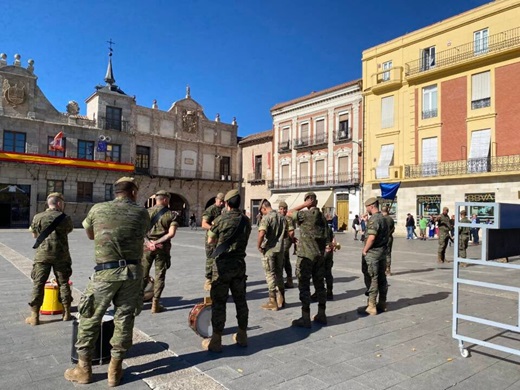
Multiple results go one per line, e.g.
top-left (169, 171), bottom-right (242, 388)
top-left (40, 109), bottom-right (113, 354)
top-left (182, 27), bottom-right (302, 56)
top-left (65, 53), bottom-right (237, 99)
top-left (71, 314), bottom-right (114, 365)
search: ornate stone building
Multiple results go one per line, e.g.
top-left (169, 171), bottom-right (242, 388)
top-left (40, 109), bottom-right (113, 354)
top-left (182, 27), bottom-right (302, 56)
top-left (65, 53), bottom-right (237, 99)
top-left (0, 52), bottom-right (239, 227)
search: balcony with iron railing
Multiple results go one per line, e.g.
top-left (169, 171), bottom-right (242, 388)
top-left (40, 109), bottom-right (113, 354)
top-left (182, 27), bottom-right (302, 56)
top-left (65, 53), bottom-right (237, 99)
top-left (404, 154), bottom-right (520, 179)
top-left (405, 27), bottom-right (520, 79)
top-left (333, 128), bottom-right (352, 143)
top-left (97, 117), bottom-right (131, 133)
top-left (370, 66), bottom-right (404, 94)
top-left (278, 140), bottom-right (291, 153)
top-left (143, 167), bottom-right (239, 181)
top-left (421, 108), bottom-right (438, 120)
top-left (247, 172), bottom-right (270, 184)
top-left (293, 133), bottom-right (327, 150)
top-left (268, 172), bottom-right (360, 190)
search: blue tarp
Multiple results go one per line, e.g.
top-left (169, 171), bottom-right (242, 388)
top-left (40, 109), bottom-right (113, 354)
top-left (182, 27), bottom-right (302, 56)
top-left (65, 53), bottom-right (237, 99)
top-left (380, 182), bottom-right (401, 200)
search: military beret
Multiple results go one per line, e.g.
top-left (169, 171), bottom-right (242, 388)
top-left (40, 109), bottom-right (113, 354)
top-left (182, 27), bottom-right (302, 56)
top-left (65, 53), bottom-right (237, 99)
top-left (114, 176), bottom-right (138, 190)
top-left (364, 197), bottom-right (378, 207)
top-left (279, 201), bottom-right (288, 208)
top-left (155, 190), bottom-right (170, 198)
top-left (224, 189), bottom-right (240, 202)
top-left (304, 192), bottom-right (316, 200)
top-left (216, 192), bottom-right (225, 200)
top-left (47, 192), bottom-right (64, 201)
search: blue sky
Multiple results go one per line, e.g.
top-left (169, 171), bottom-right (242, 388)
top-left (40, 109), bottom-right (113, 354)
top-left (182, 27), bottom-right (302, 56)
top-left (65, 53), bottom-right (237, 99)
top-left (1, 0), bottom-right (490, 137)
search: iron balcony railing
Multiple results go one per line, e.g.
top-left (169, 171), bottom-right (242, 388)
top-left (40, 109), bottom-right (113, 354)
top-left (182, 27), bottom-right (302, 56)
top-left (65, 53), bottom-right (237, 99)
top-left (404, 155), bottom-right (520, 179)
top-left (268, 172), bottom-right (360, 189)
top-left (333, 128), bottom-right (352, 143)
top-left (293, 133), bottom-right (327, 149)
top-left (97, 117), bottom-right (131, 133)
top-left (406, 27), bottom-right (520, 77)
top-left (247, 172), bottom-right (268, 182)
top-left (421, 109), bottom-right (438, 120)
top-left (149, 167), bottom-right (239, 181)
top-left (278, 140), bottom-right (291, 153)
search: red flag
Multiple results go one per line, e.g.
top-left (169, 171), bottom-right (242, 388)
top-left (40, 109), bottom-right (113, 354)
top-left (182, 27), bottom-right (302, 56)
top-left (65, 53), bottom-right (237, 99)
top-left (49, 131), bottom-right (64, 151)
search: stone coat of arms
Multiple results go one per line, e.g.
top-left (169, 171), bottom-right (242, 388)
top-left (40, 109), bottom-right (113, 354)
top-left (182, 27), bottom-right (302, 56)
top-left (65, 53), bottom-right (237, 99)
top-left (2, 79), bottom-right (26, 106)
top-left (182, 110), bottom-right (198, 133)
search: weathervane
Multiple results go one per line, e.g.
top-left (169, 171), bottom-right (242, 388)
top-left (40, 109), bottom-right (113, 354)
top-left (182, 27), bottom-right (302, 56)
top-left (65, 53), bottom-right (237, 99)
top-left (107, 38), bottom-right (115, 56)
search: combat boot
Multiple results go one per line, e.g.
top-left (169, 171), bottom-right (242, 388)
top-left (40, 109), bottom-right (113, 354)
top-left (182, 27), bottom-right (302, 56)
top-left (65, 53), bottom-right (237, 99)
top-left (64, 356), bottom-right (93, 384)
top-left (376, 301), bottom-right (387, 313)
top-left (291, 308), bottom-right (311, 328)
top-left (62, 304), bottom-right (72, 321)
top-left (203, 278), bottom-right (212, 291)
top-left (25, 306), bottom-right (40, 326)
top-left (233, 327), bottom-right (248, 347)
top-left (437, 255), bottom-right (444, 264)
top-left (276, 289), bottom-right (285, 309)
top-left (151, 298), bottom-right (165, 313)
top-left (365, 299), bottom-right (378, 316)
top-left (385, 265), bottom-right (392, 276)
top-left (284, 277), bottom-right (294, 288)
top-left (261, 293), bottom-right (278, 311)
top-left (107, 357), bottom-right (124, 387)
top-left (313, 304), bottom-right (327, 325)
top-left (201, 332), bottom-right (223, 352)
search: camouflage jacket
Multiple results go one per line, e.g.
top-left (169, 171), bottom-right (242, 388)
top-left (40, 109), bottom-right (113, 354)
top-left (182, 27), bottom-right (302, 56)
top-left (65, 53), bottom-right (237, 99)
top-left (283, 214), bottom-right (295, 249)
top-left (208, 209), bottom-right (251, 265)
top-left (293, 207), bottom-right (328, 260)
top-left (30, 208), bottom-right (73, 263)
top-left (384, 215), bottom-right (395, 237)
top-left (259, 210), bottom-right (286, 253)
top-left (459, 217), bottom-right (471, 238)
top-left (438, 213), bottom-right (451, 233)
top-left (202, 204), bottom-right (223, 236)
top-left (366, 212), bottom-right (389, 249)
top-left (147, 205), bottom-right (180, 250)
top-left (82, 197), bottom-right (150, 265)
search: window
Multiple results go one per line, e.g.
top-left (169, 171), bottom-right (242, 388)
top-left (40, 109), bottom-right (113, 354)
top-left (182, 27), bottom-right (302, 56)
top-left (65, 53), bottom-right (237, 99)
top-left (254, 155), bottom-right (262, 180)
top-left (279, 127), bottom-right (290, 151)
top-left (381, 96), bottom-right (394, 128)
top-left (471, 71), bottom-right (491, 109)
top-left (421, 46), bottom-right (435, 71)
top-left (281, 164), bottom-right (290, 187)
top-left (105, 144), bottom-right (121, 162)
top-left (315, 159), bottom-right (325, 185)
top-left (220, 156), bottom-right (230, 180)
top-left (78, 140), bottom-right (94, 160)
top-left (2, 131), bottom-right (26, 153)
top-left (47, 136), bottom-right (66, 157)
top-left (382, 61), bottom-right (392, 81)
top-left (421, 137), bottom-right (438, 176)
top-left (376, 144), bottom-right (395, 179)
top-left (135, 145), bottom-right (150, 174)
top-left (474, 29), bottom-right (489, 55)
top-left (281, 127), bottom-right (289, 142)
top-left (105, 184), bottom-right (113, 201)
top-left (77, 182), bottom-right (93, 202)
top-left (298, 123), bottom-right (309, 146)
top-left (468, 129), bottom-right (491, 173)
top-left (338, 113), bottom-right (349, 139)
top-left (299, 161), bottom-right (309, 185)
top-left (106, 106), bottom-right (122, 131)
top-left (315, 119), bottom-right (325, 143)
top-left (422, 85), bottom-right (438, 119)
top-left (47, 180), bottom-right (64, 195)
top-left (337, 156), bottom-right (349, 182)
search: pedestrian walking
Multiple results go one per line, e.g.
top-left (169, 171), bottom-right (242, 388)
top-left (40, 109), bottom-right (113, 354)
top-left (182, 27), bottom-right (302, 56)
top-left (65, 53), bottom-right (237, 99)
top-left (26, 192), bottom-right (74, 325)
top-left (428, 215), bottom-right (436, 239)
top-left (189, 213), bottom-right (197, 230)
top-left (405, 213), bottom-right (415, 240)
top-left (201, 192), bottom-right (225, 291)
top-left (278, 201), bottom-right (296, 288)
top-left (64, 177), bottom-right (150, 386)
top-left (258, 199), bottom-right (287, 310)
top-left (358, 197), bottom-right (389, 316)
top-left (458, 210), bottom-right (471, 266)
top-left (382, 206), bottom-right (394, 276)
top-left (470, 214), bottom-right (481, 245)
top-left (202, 189), bottom-right (251, 352)
top-left (352, 215), bottom-right (360, 240)
top-left (142, 190), bottom-right (179, 313)
top-left (419, 215), bottom-right (428, 241)
top-left (360, 214), bottom-right (367, 242)
top-left (437, 207), bottom-right (451, 263)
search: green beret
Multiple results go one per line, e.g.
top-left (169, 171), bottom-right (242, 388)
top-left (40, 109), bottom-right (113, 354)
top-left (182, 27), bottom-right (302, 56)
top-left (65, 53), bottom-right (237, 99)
top-left (155, 190), bottom-right (170, 198)
top-left (279, 201), bottom-right (288, 208)
top-left (224, 189), bottom-right (240, 202)
top-left (216, 192), bottom-right (225, 200)
top-left (304, 192), bottom-right (316, 200)
top-left (114, 176), bottom-right (138, 190)
top-left (47, 192), bottom-right (64, 201)
top-left (364, 197), bottom-right (378, 207)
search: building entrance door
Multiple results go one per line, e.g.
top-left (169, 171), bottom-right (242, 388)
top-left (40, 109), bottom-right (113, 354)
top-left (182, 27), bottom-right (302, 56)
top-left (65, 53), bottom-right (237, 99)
top-left (337, 200), bottom-right (349, 231)
top-left (0, 184), bottom-right (31, 228)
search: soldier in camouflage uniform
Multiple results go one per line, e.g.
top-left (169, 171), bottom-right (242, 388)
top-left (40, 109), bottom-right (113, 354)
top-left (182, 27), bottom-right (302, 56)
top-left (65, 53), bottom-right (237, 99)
top-left (258, 199), bottom-right (287, 310)
top-left (382, 206), bottom-right (395, 276)
top-left (358, 197), bottom-right (389, 316)
top-left (26, 192), bottom-right (73, 326)
top-left (288, 192), bottom-right (330, 328)
top-left (64, 177), bottom-right (150, 386)
top-left (142, 190), bottom-right (179, 313)
top-left (437, 207), bottom-right (451, 263)
top-left (278, 201), bottom-right (295, 288)
top-left (201, 192), bottom-right (225, 290)
top-left (458, 209), bottom-right (471, 267)
top-left (202, 189), bottom-right (251, 352)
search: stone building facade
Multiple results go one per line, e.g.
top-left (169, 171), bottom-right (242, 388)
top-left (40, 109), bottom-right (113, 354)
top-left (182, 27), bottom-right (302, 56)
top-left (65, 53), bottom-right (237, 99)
top-left (0, 53), bottom-right (239, 227)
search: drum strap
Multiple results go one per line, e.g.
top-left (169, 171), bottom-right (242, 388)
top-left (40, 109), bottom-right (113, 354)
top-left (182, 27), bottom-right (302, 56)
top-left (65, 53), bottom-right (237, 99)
top-left (149, 206), bottom-right (169, 230)
top-left (33, 213), bottom-right (67, 249)
top-left (210, 215), bottom-right (247, 259)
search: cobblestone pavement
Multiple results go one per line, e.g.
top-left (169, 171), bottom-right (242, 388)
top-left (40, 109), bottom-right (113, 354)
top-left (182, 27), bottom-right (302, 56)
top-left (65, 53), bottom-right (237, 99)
top-left (1, 228), bottom-right (520, 390)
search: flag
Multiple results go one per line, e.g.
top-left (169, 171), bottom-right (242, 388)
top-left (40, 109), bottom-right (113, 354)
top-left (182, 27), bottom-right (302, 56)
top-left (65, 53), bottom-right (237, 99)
top-left (49, 131), bottom-right (64, 151)
top-left (380, 182), bottom-right (401, 200)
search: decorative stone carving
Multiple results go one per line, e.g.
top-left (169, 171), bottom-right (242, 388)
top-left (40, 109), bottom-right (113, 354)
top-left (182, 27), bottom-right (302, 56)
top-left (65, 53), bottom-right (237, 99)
top-left (27, 59), bottom-right (34, 73)
top-left (182, 109), bottom-right (198, 133)
top-left (3, 79), bottom-right (26, 106)
top-left (14, 53), bottom-right (21, 66)
top-left (0, 53), bottom-right (7, 67)
top-left (215, 113), bottom-right (220, 122)
top-left (66, 100), bottom-right (80, 115)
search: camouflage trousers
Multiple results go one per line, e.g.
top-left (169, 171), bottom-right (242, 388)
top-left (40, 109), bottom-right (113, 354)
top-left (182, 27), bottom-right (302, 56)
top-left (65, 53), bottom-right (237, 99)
top-left (362, 248), bottom-right (388, 304)
top-left (324, 251), bottom-right (334, 289)
top-left (29, 261), bottom-right (72, 307)
top-left (205, 242), bottom-right (216, 279)
top-left (75, 275), bottom-right (141, 360)
top-left (459, 236), bottom-right (470, 258)
top-left (262, 250), bottom-right (284, 294)
top-left (142, 248), bottom-right (170, 299)
top-left (386, 236), bottom-right (394, 268)
top-left (210, 267), bottom-right (249, 333)
top-left (295, 255), bottom-right (326, 310)
top-left (437, 230), bottom-right (451, 260)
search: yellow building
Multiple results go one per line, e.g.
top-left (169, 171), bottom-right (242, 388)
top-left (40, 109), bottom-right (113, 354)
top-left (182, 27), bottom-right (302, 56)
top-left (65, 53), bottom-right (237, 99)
top-left (362, 0), bottom-right (520, 234)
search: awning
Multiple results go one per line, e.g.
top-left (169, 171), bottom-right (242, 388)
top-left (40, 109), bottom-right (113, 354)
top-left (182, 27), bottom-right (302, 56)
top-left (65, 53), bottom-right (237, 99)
top-left (268, 190), bottom-right (334, 209)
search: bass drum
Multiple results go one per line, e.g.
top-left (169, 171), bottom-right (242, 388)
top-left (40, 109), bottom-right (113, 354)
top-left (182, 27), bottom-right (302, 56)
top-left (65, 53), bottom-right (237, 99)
top-left (188, 302), bottom-right (212, 338)
top-left (143, 277), bottom-right (154, 302)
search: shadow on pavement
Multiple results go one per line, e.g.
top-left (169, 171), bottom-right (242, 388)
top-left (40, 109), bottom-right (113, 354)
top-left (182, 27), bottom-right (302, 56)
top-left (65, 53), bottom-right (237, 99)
top-left (391, 268), bottom-right (436, 276)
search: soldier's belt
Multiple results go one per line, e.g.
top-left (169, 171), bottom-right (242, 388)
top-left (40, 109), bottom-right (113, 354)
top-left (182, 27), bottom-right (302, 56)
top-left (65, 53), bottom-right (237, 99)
top-left (94, 260), bottom-right (139, 271)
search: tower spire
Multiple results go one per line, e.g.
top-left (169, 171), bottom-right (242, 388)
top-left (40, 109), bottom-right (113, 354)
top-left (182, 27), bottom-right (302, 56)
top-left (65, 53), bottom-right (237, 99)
top-left (104, 39), bottom-right (115, 86)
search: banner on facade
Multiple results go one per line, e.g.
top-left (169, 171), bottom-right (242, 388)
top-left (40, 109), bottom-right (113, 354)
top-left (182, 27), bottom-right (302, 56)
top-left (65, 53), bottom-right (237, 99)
top-left (380, 182), bottom-right (401, 199)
